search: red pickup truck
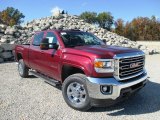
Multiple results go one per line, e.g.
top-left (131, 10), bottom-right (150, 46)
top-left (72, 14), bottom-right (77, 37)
top-left (15, 29), bottom-right (148, 111)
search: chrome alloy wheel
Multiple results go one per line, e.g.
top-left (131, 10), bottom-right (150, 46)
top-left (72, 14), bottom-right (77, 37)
top-left (67, 82), bottom-right (86, 105)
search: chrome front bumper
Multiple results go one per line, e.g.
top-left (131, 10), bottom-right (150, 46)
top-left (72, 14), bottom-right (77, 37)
top-left (86, 71), bottom-right (148, 100)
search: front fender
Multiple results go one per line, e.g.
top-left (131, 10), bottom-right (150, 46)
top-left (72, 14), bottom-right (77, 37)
top-left (61, 53), bottom-right (93, 76)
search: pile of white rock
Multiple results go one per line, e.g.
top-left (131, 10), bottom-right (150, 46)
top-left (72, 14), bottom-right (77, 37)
top-left (0, 14), bottom-right (159, 63)
top-left (0, 44), bottom-right (15, 63)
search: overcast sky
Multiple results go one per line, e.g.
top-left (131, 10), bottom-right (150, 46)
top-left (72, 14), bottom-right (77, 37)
top-left (0, 0), bottom-right (159, 23)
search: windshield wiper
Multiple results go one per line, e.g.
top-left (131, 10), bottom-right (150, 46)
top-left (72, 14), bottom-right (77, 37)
top-left (66, 45), bottom-right (76, 48)
top-left (76, 43), bottom-right (85, 46)
top-left (66, 44), bottom-right (85, 48)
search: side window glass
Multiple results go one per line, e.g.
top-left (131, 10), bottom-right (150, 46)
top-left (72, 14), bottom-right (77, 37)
top-left (46, 32), bottom-right (59, 49)
top-left (32, 32), bottom-right (44, 46)
top-left (46, 32), bottom-right (58, 44)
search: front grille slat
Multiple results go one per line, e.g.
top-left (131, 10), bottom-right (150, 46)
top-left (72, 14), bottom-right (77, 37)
top-left (120, 63), bottom-right (144, 70)
top-left (118, 55), bottom-right (145, 80)
top-left (120, 68), bottom-right (143, 76)
top-left (120, 58), bottom-right (144, 64)
top-left (121, 56), bottom-right (144, 61)
top-left (120, 66), bottom-right (143, 75)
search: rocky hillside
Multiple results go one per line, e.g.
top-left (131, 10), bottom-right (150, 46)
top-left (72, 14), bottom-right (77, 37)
top-left (0, 14), bottom-right (158, 63)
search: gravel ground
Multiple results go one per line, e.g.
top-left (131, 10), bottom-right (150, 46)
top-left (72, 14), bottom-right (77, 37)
top-left (0, 55), bottom-right (160, 120)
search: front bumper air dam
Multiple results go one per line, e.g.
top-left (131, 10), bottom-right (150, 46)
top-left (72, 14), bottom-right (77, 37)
top-left (86, 72), bottom-right (148, 106)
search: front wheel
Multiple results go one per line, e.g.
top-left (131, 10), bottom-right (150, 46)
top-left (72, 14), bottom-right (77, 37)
top-left (62, 74), bottom-right (91, 111)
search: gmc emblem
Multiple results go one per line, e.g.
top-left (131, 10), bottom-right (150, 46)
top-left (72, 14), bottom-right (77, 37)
top-left (130, 62), bottom-right (140, 68)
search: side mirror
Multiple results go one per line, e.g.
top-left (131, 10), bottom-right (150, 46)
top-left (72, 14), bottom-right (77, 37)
top-left (102, 39), bottom-right (106, 44)
top-left (40, 38), bottom-right (49, 50)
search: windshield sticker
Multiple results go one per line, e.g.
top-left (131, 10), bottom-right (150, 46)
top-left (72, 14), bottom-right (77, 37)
top-left (61, 32), bottom-right (67, 35)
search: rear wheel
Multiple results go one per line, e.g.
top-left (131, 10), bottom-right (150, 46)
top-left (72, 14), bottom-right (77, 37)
top-left (18, 59), bottom-right (29, 78)
top-left (62, 74), bottom-right (91, 111)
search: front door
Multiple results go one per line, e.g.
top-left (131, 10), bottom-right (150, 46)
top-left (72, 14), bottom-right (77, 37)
top-left (29, 32), bottom-right (45, 72)
top-left (39, 31), bottom-right (62, 81)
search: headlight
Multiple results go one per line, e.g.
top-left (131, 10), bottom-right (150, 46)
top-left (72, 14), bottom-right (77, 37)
top-left (94, 59), bottom-right (114, 73)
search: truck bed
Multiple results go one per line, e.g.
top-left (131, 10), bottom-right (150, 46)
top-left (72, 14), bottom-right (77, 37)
top-left (15, 44), bottom-right (30, 67)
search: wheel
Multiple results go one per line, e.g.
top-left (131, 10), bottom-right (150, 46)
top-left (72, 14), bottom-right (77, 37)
top-left (18, 59), bottom-right (29, 78)
top-left (62, 73), bottom-right (91, 111)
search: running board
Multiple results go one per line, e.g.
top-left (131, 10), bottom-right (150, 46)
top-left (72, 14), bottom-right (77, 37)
top-left (29, 71), bottom-right (60, 86)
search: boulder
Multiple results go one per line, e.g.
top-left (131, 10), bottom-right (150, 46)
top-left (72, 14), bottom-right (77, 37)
top-left (1, 44), bottom-right (16, 51)
top-left (0, 57), bottom-right (4, 63)
top-left (0, 52), bottom-right (13, 59)
top-left (0, 46), bottom-right (4, 53)
top-left (10, 41), bottom-right (15, 44)
top-left (5, 26), bottom-right (17, 35)
top-left (55, 24), bottom-right (63, 29)
top-left (149, 49), bottom-right (157, 55)
top-left (0, 24), bottom-right (7, 28)
top-left (0, 36), bottom-right (8, 43)
top-left (138, 45), bottom-right (147, 50)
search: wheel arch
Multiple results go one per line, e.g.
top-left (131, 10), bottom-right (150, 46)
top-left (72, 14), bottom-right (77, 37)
top-left (61, 64), bottom-right (87, 82)
top-left (16, 52), bottom-right (23, 61)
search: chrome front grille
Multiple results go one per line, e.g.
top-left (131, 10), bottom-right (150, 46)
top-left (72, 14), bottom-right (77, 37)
top-left (114, 52), bottom-right (145, 81)
top-left (119, 56), bottom-right (144, 79)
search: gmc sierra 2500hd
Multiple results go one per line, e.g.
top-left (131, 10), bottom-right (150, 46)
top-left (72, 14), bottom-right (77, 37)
top-left (15, 29), bottom-right (148, 111)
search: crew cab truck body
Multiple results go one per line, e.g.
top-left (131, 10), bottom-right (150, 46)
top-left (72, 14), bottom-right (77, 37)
top-left (15, 30), bottom-right (148, 111)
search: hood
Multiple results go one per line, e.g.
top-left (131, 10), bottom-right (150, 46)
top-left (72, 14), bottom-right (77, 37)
top-left (73, 45), bottom-right (141, 58)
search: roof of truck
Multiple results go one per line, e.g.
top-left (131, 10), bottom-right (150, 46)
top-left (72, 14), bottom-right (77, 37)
top-left (36, 29), bottom-right (83, 33)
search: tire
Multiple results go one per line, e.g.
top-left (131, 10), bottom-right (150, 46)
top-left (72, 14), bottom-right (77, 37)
top-left (62, 73), bottom-right (91, 111)
top-left (18, 59), bottom-right (29, 78)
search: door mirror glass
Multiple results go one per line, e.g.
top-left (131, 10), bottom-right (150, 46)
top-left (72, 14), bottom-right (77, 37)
top-left (40, 38), bottom-right (49, 50)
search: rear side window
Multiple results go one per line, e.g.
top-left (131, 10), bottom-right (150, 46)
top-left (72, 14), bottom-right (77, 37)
top-left (32, 32), bottom-right (44, 46)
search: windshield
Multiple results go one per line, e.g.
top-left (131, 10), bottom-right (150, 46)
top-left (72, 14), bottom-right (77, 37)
top-left (60, 31), bottom-right (105, 47)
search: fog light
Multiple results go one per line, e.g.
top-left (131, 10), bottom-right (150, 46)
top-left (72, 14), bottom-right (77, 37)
top-left (100, 85), bottom-right (112, 94)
